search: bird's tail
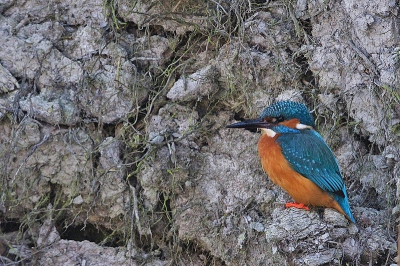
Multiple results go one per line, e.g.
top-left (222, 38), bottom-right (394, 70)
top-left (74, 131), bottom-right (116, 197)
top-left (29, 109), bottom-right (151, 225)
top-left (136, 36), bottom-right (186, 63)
top-left (333, 189), bottom-right (356, 223)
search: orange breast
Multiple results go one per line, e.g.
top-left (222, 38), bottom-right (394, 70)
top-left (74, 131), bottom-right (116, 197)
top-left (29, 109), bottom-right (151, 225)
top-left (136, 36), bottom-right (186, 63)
top-left (258, 134), bottom-right (345, 215)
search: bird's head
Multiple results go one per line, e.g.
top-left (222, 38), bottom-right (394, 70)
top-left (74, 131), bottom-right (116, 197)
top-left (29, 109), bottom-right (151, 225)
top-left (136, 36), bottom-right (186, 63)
top-left (226, 101), bottom-right (315, 136)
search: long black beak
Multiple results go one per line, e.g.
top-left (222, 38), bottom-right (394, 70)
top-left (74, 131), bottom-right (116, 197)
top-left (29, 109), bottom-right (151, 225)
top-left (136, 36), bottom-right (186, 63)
top-left (226, 118), bottom-right (272, 129)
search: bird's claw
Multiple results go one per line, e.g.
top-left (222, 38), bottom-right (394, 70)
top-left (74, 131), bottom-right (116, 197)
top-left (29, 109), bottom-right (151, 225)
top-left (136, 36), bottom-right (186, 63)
top-left (285, 202), bottom-right (310, 211)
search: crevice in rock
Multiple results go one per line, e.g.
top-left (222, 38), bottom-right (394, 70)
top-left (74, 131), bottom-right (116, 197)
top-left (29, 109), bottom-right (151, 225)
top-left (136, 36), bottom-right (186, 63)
top-left (354, 133), bottom-right (380, 155)
top-left (298, 18), bottom-right (313, 37)
top-left (359, 187), bottom-right (381, 211)
top-left (0, 218), bottom-right (21, 233)
top-left (49, 183), bottom-right (61, 207)
top-left (233, 111), bottom-right (245, 121)
top-left (294, 52), bottom-right (316, 87)
top-left (92, 150), bottom-right (101, 170)
top-left (58, 223), bottom-right (123, 247)
top-left (102, 123), bottom-right (117, 138)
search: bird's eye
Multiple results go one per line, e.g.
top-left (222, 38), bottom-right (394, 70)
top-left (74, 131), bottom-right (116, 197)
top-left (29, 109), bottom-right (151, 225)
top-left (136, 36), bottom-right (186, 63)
top-left (277, 116), bottom-right (284, 122)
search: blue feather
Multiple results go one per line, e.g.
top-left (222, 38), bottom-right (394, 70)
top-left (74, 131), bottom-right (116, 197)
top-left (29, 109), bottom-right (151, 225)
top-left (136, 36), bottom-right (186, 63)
top-left (275, 127), bottom-right (356, 223)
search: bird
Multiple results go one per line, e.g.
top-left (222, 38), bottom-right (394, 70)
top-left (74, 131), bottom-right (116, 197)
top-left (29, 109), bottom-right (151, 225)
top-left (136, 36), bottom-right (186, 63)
top-left (226, 101), bottom-right (356, 223)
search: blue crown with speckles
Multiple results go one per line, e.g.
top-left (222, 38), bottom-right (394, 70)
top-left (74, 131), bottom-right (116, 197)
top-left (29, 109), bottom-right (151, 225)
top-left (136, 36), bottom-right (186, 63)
top-left (260, 101), bottom-right (315, 128)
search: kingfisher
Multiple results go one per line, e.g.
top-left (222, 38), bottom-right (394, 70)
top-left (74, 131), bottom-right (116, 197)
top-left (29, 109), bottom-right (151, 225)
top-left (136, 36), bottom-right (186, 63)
top-left (227, 101), bottom-right (355, 223)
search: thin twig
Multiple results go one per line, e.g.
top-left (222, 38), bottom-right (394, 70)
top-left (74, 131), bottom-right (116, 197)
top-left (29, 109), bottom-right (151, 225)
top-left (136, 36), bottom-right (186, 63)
top-left (12, 134), bottom-right (50, 185)
top-left (348, 40), bottom-right (379, 76)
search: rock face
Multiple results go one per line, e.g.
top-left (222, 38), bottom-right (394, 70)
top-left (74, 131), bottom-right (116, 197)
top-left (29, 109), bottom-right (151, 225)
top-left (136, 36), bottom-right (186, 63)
top-left (0, 0), bottom-right (398, 265)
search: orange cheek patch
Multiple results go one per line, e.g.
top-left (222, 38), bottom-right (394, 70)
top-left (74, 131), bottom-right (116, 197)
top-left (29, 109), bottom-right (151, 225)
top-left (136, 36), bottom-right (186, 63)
top-left (279, 118), bottom-right (300, 129)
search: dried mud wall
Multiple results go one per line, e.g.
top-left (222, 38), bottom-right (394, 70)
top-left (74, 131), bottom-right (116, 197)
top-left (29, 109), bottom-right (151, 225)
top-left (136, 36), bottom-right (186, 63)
top-left (0, 0), bottom-right (399, 265)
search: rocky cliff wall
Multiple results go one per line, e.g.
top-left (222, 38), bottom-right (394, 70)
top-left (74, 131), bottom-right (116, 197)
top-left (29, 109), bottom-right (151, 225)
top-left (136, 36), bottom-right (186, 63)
top-left (0, 0), bottom-right (398, 265)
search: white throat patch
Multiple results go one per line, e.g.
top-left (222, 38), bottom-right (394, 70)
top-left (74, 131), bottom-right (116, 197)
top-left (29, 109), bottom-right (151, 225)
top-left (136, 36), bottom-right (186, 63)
top-left (260, 128), bottom-right (276, 137)
top-left (296, 123), bottom-right (313, 130)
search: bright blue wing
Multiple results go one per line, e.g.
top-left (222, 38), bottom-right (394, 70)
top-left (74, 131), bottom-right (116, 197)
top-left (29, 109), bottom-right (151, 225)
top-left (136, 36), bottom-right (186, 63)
top-left (276, 129), bottom-right (344, 194)
top-left (275, 128), bottom-right (356, 223)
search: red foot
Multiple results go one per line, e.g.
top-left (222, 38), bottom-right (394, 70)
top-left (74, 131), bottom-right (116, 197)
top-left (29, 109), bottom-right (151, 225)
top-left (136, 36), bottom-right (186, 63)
top-left (285, 202), bottom-right (310, 211)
